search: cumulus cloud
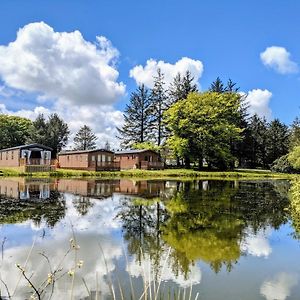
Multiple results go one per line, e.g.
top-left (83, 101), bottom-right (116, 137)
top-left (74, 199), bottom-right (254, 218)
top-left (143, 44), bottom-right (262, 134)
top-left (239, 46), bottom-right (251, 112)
top-left (260, 272), bottom-right (298, 300)
top-left (0, 22), bottom-right (126, 148)
top-left (240, 228), bottom-right (272, 258)
top-left (260, 46), bottom-right (298, 74)
top-left (129, 57), bottom-right (204, 88)
top-left (0, 22), bottom-right (125, 106)
top-left (245, 89), bottom-right (272, 120)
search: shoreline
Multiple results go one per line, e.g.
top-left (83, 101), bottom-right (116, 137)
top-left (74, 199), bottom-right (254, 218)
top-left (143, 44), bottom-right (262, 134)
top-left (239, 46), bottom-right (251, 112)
top-left (0, 167), bottom-right (294, 180)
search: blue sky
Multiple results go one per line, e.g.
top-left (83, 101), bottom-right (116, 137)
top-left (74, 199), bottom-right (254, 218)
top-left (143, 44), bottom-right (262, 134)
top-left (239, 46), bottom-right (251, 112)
top-left (0, 0), bottom-right (299, 146)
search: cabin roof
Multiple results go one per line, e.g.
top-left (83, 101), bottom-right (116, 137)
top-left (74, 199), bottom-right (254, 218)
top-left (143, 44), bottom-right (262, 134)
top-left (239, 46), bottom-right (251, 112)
top-left (58, 148), bottom-right (114, 155)
top-left (115, 149), bottom-right (158, 155)
top-left (0, 143), bottom-right (53, 152)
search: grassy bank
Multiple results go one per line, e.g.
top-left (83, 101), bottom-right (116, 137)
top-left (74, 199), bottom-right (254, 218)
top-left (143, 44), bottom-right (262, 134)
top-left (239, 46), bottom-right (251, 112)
top-left (0, 167), bottom-right (294, 179)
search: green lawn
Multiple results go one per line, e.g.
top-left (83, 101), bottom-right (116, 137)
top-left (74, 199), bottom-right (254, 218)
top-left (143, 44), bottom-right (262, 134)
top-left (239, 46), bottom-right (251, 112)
top-left (0, 167), bottom-right (294, 179)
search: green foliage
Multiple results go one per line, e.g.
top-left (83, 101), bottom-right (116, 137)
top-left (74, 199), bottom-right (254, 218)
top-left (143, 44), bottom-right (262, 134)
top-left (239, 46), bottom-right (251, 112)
top-left (73, 125), bottom-right (97, 150)
top-left (271, 154), bottom-right (295, 173)
top-left (289, 117), bottom-right (300, 149)
top-left (266, 119), bottom-right (289, 165)
top-left (117, 85), bottom-right (152, 148)
top-left (168, 70), bottom-right (197, 104)
top-left (164, 91), bottom-right (243, 169)
top-left (29, 113), bottom-right (69, 156)
top-left (0, 114), bottom-right (33, 149)
top-left (290, 179), bottom-right (300, 236)
top-left (132, 141), bottom-right (160, 152)
top-left (288, 146), bottom-right (300, 170)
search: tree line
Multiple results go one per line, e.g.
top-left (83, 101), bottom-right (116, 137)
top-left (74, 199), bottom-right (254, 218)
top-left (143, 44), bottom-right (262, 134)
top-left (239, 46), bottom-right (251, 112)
top-left (117, 71), bottom-right (299, 171)
top-left (0, 113), bottom-right (109, 157)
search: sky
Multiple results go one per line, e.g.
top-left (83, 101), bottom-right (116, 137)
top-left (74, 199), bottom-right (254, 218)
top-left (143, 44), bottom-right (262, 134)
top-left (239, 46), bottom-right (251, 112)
top-left (0, 0), bottom-right (299, 148)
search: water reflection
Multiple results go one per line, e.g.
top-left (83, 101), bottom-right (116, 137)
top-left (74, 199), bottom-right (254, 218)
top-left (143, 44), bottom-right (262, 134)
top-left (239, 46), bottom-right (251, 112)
top-left (0, 178), bottom-right (299, 299)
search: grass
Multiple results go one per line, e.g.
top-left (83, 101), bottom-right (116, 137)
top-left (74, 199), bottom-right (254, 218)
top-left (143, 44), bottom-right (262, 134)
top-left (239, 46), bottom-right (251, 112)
top-left (0, 166), bottom-right (295, 180)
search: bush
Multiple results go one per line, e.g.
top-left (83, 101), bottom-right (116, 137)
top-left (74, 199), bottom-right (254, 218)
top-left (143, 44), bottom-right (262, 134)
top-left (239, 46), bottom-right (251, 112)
top-left (288, 146), bottom-right (300, 170)
top-left (271, 154), bottom-right (295, 173)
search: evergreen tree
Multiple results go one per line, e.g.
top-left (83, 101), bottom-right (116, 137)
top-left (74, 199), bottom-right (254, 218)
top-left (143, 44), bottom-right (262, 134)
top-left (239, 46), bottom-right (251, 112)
top-left (290, 117), bottom-right (300, 149)
top-left (117, 85), bottom-right (152, 148)
top-left (169, 71), bottom-right (197, 104)
top-left (226, 79), bottom-right (240, 92)
top-left (73, 125), bottom-right (97, 150)
top-left (28, 113), bottom-right (48, 144)
top-left (247, 114), bottom-right (268, 168)
top-left (209, 77), bottom-right (226, 93)
top-left (265, 119), bottom-right (289, 165)
top-left (150, 69), bottom-right (168, 146)
top-left (46, 113), bottom-right (70, 157)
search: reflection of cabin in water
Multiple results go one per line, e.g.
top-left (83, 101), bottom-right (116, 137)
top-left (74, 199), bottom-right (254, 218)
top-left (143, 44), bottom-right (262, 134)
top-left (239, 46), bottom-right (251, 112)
top-left (115, 150), bottom-right (164, 170)
top-left (0, 144), bottom-right (55, 172)
top-left (58, 149), bottom-right (120, 171)
top-left (115, 179), bottom-right (165, 198)
top-left (0, 178), bottom-right (54, 200)
top-left (56, 179), bottom-right (119, 198)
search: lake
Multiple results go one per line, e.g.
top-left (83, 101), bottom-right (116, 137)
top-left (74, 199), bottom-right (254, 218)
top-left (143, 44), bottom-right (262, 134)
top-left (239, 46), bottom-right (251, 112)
top-left (0, 177), bottom-right (299, 299)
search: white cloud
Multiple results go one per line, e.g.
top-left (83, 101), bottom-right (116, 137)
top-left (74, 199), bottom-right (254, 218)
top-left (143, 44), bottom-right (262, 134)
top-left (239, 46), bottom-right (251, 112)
top-left (129, 57), bottom-right (204, 88)
top-left (260, 46), bottom-right (298, 74)
top-left (0, 22), bottom-right (127, 149)
top-left (240, 228), bottom-right (272, 258)
top-left (0, 22), bottom-right (125, 106)
top-left (245, 89), bottom-right (272, 120)
top-left (260, 273), bottom-right (298, 300)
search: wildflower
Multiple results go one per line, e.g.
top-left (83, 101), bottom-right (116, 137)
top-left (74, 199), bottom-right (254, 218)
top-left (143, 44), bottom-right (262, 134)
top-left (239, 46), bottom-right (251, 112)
top-left (47, 273), bottom-right (53, 284)
top-left (68, 269), bottom-right (75, 276)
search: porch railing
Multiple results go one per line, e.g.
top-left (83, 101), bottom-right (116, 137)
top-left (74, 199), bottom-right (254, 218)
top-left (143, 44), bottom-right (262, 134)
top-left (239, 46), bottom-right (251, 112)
top-left (20, 158), bottom-right (56, 166)
top-left (90, 161), bottom-right (120, 171)
top-left (140, 161), bottom-right (164, 170)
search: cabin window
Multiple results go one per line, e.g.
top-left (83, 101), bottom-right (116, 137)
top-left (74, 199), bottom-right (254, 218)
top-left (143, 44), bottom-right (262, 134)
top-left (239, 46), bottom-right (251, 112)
top-left (6, 151), bottom-right (8, 160)
top-left (102, 154), bottom-right (106, 162)
top-left (92, 156), bottom-right (95, 161)
top-left (67, 156), bottom-right (70, 161)
top-left (0, 152), bottom-right (2, 160)
top-left (11, 151), bottom-right (14, 160)
top-left (144, 155), bottom-right (148, 161)
top-left (98, 154), bottom-right (101, 162)
top-left (107, 156), bottom-right (111, 162)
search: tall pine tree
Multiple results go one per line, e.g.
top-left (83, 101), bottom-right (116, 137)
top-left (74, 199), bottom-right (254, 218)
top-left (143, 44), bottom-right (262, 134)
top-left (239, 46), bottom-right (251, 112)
top-left (73, 125), bottom-right (97, 150)
top-left (117, 85), bottom-right (152, 148)
top-left (150, 69), bottom-right (168, 146)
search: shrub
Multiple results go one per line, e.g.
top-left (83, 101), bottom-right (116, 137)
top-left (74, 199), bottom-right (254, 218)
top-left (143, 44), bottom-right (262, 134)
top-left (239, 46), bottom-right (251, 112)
top-left (271, 154), bottom-right (295, 173)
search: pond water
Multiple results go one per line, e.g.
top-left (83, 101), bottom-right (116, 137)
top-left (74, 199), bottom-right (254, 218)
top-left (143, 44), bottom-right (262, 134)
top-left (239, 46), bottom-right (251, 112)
top-left (0, 178), bottom-right (299, 299)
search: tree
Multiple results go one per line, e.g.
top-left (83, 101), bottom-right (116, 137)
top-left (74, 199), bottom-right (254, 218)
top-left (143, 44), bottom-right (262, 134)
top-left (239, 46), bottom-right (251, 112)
top-left (0, 115), bottom-right (33, 149)
top-left (168, 71), bottom-right (197, 104)
top-left (104, 141), bottom-right (111, 151)
top-left (46, 113), bottom-right (70, 157)
top-left (289, 117), bottom-right (300, 149)
top-left (150, 69), bottom-right (168, 146)
top-left (209, 77), bottom-right (226, 93)
top-left (265, 119), bottom-right (289, 166)
top-left (28, 113), bottom-right (48, 145)
top-left (247, 114), bottom-right (268, 168)
top-left (117, 85), bottom-right (152, 148)
top-left (164, 92), bottom-right (243, 169)
top-left (73, 125), bottom-right (97, 150)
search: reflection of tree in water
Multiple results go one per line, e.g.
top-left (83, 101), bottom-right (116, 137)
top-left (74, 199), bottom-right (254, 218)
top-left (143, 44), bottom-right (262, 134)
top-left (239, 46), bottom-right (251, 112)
top-left (163, 181), bottom-right (243, 275)
top-left (118, 180), bottom-right (291, 278)
top-left (0, 191), bottom-right (66, 227)
top-left (72, 195), bottom-right (94, 216)
top-left (117, 196), bottom-right (168, 279)
top-left (290, 179), bottom-right (300, 237)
